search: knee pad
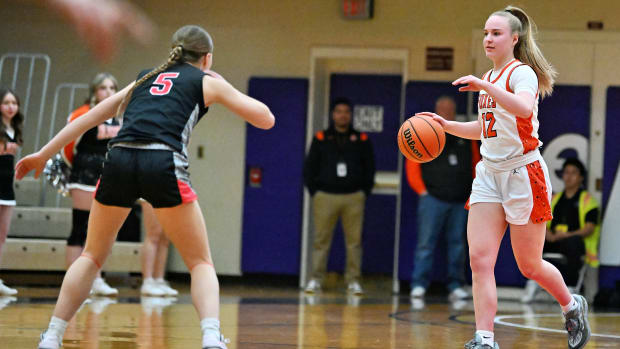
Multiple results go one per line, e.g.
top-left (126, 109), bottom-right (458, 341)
top-left (67, 209), bottom-right (89, 246)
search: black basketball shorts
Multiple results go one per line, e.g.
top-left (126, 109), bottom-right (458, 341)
top-left (94, 146), bottom-right (197, 208)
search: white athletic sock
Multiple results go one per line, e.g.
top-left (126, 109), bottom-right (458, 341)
top-left (47, 316), bottom-right (68, 339)
top-left (476, 330), bottom-right (494, 346)
top-left (144, 277), bottom-right (154, 283)
top-left (562, 296), bottom-right (577, 314)
top-left (200, 317), bottom-right (221, 342)
top-left (154, 277), bottom-right (164, 283)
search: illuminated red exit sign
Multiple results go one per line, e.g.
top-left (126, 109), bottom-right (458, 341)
top-left (342, 0), bottom-right (374, 20)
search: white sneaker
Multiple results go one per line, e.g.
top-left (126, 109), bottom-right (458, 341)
top-left (347, 281), bottom-right (364, 295)
top-left (521, 279), bottom-right (539, 303)
top-left (155, 279), bottom-right (178, 297)
top-left (0, 296), bottom-right (16, 310)
top-left (410, 286), bottom-right (426, 298)
top-left (449, 287), bottom-right (469, 300)
top-left (91, 277), bottom-right (118, 297)
top-left (38, 330), bottom-right (62, 349)
top-left (304, 279), bottom-right (321, 293)
top-left (0, 280), bottom-right (17, 296)
top-left (202, 334), bottom-right (230, 349)
top-left (141, 278), bottom-right (166, 297)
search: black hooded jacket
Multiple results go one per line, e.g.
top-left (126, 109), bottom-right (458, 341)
top-left (303, 126), bottom-right (375, 196)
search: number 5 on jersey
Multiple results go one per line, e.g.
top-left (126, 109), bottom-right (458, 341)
top-left (150, 72), bottom-right (179, 96)
top-left (482, 111), bottom-right (497, 138)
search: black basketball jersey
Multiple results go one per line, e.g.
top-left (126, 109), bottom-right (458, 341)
top-left (0, 128), bottom-right (17, 176)
top-left (111, 63), bottom-right (209, 157)
top-left (77, 118), bottom-right (120, 155)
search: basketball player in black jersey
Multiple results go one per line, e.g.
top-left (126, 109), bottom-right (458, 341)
top-left (16, 25), bottom-right (275, 349)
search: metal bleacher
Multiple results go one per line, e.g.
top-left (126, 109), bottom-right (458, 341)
top-left (0, 53), bottom-right (141, 273)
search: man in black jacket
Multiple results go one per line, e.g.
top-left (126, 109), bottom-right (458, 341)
top-left (303, 98), bottom-right (375, 295)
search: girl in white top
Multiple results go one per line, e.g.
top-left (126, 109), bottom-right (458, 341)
top-left (417, 6), bottom-right (591, 349)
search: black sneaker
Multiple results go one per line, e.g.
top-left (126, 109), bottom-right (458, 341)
top-left (464, 333), bottom-right (499, 349)
top-left (564, 294), bottom-right (591, 349)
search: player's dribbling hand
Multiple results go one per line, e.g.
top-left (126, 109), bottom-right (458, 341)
top-left (415, 112), bottom-right (448, 128)
top-left (452, 75), bottom-right (487, 92)
top-left (15, 152), bottom-right (47, 180)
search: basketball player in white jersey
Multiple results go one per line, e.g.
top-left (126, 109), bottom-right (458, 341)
top-left (417, 6), bottom-right (591, 349)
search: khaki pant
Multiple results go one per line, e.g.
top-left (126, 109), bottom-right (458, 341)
top-left (310, 190), bottom-right (365, 283)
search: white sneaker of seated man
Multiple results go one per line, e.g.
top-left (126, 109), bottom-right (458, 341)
top-left (0, 279), bottom-right (17, 296)
top-left (410, 286), bottom-right (426, 298)
top-left (521, 279), bottom-right (540, 303)
top-left (90, 277), bottom-right (118, 297)
top-left (449, 287), bottom-right (470, 301)
top-left (347, 281), bottom-right (364, 295)
top-left (155, 278), bottom-right (179, 296)
top-left (304, 279), bottom-right (321, 294)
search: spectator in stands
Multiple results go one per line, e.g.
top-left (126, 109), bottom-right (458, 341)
top-left (406, 96), bottom-right (480, 300)
top-left (303, 98), bottom-right (375, 295)
top-left (63, 73), bottom-right (121, 296)
top-left (522, 157), bottom-right (600, 302)
top-left (0, 87), bottom-right (23, 296)
top-left (140, 200), bottom-right (178, 297)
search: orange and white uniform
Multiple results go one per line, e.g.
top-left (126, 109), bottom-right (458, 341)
top-left (469, 59), bottom-right (552, 225)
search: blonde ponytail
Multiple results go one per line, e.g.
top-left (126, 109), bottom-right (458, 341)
top-left (492, 6), bottom-right (557, 98)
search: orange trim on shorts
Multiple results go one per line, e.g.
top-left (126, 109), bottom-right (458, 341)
top-left (81, 253), bottom-right (102, 269)
top-left (177, 180), bottom-right (198, 203)
top-left (526, 160), bottom-right (552, 224)
top-left (464, 198), bottom-right (471, 210)
top-left (92, 179), bottom-right (101, 199)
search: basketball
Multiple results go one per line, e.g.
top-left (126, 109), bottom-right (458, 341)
top-left (397, 115), bottom-right (446, 163)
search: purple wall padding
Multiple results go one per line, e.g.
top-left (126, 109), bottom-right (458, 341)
top-left (241, 78), bottom-right (308, 275)
top-left (538, 85), bottom-right (591, 179)
top-left (603, 87), bottom-right (620, 211)
top-left (600, 86), bottom-right (620, 287)
top-left (330, 74), bottom-right (402, 172)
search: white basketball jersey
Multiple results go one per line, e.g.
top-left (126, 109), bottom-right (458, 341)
top-left (478, 59), bottom-right (541, 163)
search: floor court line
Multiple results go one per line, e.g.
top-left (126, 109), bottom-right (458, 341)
top-left (494, 312), bottom-right (620, 340)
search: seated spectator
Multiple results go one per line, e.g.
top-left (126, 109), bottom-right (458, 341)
top-left (522, 158), bottom-right (600, 302)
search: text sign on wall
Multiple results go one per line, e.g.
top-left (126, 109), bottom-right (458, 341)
top-left (341, 0), bottom-right (374, 20)
top-left (353, 105), bottom-right (383, 132)
top-left (426, 47), bottom-right (454, 71)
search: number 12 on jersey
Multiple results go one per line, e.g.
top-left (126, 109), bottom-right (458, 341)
top-left (150, 72), bottom-right (179, 96)
top-left (481, 112), bottom-right (497, 138)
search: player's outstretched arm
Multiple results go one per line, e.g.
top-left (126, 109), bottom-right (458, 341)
top-left (15, 83), bottom-right (134, 179)
top-left (452, 75), bottom-right (535, 118)
top-left (202, 74), bottom-right (275, 130)
top-left (415, 112), bottom-right (481, 140)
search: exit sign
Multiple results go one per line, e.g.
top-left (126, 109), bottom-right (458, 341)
top-left (342, 0), bottom-right (373, 20)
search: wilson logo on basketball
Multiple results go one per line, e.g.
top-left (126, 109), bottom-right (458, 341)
top-left (397, 115), bottom-right (446, 163)
top-left (403, 128), bottom-right (423, 159)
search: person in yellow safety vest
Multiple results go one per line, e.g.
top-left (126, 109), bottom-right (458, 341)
top-left (522, 158), bottom-right (600, 303)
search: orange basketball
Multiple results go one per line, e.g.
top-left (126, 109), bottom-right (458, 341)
top-left (397, 115), bottom-right (446, 163)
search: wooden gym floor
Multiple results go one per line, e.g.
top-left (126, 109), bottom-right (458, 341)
top-left (0, 278), bottom-right (619, 348)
